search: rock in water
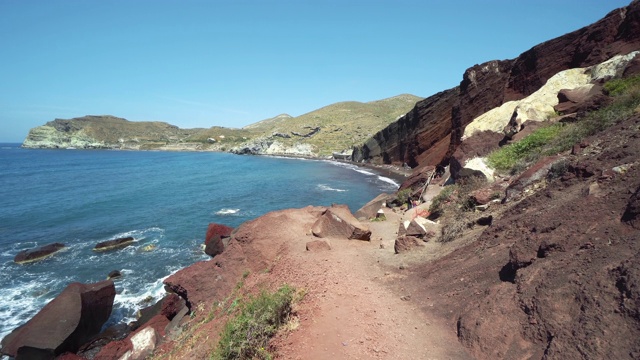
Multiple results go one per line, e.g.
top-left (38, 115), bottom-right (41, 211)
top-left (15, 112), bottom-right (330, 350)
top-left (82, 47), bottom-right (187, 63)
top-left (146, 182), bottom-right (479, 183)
top-left (14, 242), bottom-right (66, 264)
top-left (93, 236), bottom-right (135, 252)
top-left (107, 270), bottom-right (122, 280)
top-left (0, 280), bottom-right (116, 358)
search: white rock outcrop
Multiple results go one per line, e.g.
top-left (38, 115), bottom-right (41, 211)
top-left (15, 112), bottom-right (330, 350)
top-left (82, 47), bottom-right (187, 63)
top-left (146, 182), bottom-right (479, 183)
top-left (462, 51), bottom-right (640, 139)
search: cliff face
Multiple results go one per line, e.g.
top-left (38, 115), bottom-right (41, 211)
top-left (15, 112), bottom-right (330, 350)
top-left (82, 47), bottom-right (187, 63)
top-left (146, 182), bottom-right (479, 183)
top-left (357, 1), bottom-right (640, 171)
top-left (352, 87), bottom-right (459, 167)
top-left (449, 1), bottom-right (640, 158)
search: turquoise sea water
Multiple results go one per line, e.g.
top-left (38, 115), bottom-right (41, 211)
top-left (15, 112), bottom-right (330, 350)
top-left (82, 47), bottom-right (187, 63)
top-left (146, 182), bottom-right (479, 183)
top-left (0, 143), bottom-right (397, 340)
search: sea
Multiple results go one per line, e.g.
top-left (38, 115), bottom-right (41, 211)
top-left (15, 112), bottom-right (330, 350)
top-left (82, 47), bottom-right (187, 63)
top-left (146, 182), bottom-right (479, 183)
top-left (0, 143), bottom-right (398, 341)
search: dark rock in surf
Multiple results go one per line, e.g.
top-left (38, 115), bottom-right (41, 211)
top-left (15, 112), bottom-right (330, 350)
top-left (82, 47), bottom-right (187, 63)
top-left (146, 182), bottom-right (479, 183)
top-left (14, 242), bottom-right (66, 264)
top-left (107, 270), bottom-right (122, 279)
top-left (93, 236), bottom-right (135, 252)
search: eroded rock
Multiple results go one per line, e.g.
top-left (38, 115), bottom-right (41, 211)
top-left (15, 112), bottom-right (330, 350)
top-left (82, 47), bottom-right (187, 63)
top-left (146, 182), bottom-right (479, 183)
top-left (312, 205), bottom-right (371, 241)
top-left (394, 235), bottom-right (424, 254)
top-left (93, 236), bottom-right (135, 252)
top-left (1, 280), bottom-right (115, 358)
top-left (306, 240), bottom-right (332, 252)
top-left (14, 242), bottom-right (65, 264)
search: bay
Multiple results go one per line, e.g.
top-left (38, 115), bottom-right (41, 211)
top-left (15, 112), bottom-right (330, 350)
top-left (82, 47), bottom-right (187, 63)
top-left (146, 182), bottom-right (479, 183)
top-left (0, 143), bottom-right (397, 339)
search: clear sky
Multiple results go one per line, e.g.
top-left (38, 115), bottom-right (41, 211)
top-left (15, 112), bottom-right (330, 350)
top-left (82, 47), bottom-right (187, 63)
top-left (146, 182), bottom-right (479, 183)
top-left (0, 0), bottom-right (632, 142)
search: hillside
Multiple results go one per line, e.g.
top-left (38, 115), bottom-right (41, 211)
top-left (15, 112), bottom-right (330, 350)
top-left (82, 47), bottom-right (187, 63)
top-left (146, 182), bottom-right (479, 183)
top-left (21, 94), bottom-right (421, 156)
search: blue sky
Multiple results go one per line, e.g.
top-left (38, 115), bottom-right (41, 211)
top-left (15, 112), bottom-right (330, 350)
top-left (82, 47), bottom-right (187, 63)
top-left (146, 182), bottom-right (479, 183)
top-left (0, 0), bottom-right (632, 142)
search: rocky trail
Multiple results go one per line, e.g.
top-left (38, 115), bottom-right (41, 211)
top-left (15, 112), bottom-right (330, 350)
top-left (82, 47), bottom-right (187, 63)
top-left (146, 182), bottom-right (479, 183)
top-left (269, 208), bottom-right (471, 360)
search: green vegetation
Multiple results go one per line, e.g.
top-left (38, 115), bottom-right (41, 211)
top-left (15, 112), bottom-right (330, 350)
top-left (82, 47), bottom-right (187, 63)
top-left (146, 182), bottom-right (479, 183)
top-left (395, 188), bottom-right (412, 205)
top-left (241, 94), bottom-right (422, 156)
top-left (428, 185), bottom-right (456, 217)
top-left (487, 124), bottom-right (563, 172)
top-left (211, 285), bottom-right (295, 360)
top-left (604, 74), bottom-right (640, 96)
top-left (487, 74), bottom-right (640, 174)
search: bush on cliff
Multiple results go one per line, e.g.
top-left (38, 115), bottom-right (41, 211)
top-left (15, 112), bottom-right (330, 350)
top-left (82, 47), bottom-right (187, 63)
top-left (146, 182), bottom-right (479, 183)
top-left (212, 285), bottom-right (294, 360)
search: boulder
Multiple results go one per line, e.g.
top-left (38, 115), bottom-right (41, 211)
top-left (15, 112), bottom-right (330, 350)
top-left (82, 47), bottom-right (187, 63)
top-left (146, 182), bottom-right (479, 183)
top-left (122, 327), bottom-right (157, 360)
top-left (354, 193), bottom-right (394, 220)
top-left (107, 270), bottom-right (122, 279)
top-left (306, 240), bottom-right (331, 252)
top-left (160, 293), bottom-right (187, 321)
top-left (93, 339), bottom-right (132, 360)
top-left (204, 223), bottom-right (234, 257)
top-left (204, 236), bottom-right (225, 257)
top-left (405, 220), bottom-right (427, 238)
top-left (204, 223), bottom-right (234, 246)
top-left (93, 236), bottom-right (135, 252)
top-left (0, 280), bottom-right (116, 358)
top-left (554, 84), bottom-right (603, 114)
top-left (14, 242), bottom-right (65, 264)
top-left (312, 205), bottom-right (371, 241)
top-left (470, 188), bottom-right (497, 206)
top-left (394, 236), bottom-right (424, 254)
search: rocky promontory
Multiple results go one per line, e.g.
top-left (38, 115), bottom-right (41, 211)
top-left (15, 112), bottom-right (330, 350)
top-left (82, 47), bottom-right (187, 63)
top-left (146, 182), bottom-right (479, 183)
top-left (22, 94), bottom-right (422, 158)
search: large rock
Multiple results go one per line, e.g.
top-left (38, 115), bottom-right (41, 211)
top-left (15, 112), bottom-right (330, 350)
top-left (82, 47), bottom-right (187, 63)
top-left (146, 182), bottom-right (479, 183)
top-left (0, 280), bottom-right (116, 358)
top-left (312, 205), bottom-right (371, 241)
top-left (203, 223), bottom-right (233, 258)
top-left (93, 236), bottom-right (135, 252)
top-left (394, 235), bottom-right (424, 254)
top-left (121, 327), bottom-right (157, 360)
top-left (204, 223), bottom-right (234, 246)
top-left (306, 240), bottom-right (332, 252)
top-left (14, 242), bottom-right (65, 264)
top-left (354, 193), bottom-right (394, 220)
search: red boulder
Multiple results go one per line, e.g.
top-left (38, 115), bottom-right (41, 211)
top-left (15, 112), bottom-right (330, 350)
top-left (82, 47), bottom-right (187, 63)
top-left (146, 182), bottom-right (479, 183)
top-left (0, 280), bottom-right (116, 358)
top-left (204, 223), bottom-right (234, 257)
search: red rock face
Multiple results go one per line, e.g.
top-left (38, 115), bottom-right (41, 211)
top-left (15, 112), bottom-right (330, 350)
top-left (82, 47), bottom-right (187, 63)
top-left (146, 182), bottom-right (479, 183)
top-left (353, 87), bottom-right (459, 167)
top-left (0, 280), bottom-right (115, 358)
top-left (357, 2), bottom-right (640, 173)
top-left (448, 2), bottom-right (640, 162)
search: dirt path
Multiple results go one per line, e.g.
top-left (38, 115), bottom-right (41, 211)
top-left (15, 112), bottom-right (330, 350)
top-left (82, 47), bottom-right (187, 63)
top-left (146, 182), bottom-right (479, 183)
top-left (270, 208), bottom-right (472, 359)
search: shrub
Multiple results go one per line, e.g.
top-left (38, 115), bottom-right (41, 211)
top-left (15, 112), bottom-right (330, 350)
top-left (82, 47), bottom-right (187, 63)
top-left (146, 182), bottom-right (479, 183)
top-left (487, 124), bottom-right (563, 172)
top-left (603, 74), bottom-right (640, 96)
top-left (395, 188), bottom-right (412, 205)
top-left (428, 185), bottom-right (456, 217)
top-left (212, 285), bottom-right (295, 360)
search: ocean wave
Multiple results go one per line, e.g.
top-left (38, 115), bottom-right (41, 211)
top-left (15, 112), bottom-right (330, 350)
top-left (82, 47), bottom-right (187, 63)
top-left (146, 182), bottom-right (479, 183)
top-left (215, 208), bottom-right (240, 215)
top-left (377, 176), bottom-right (399, 187)
top-left (355, 169), bottom-right (376, 176)
top-left (317, 184), bottom-right (348, 192)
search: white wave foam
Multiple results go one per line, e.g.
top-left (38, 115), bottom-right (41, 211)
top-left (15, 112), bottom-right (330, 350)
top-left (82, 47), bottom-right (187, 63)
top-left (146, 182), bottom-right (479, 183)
top-left (317, 184), bottom-right (347, 192)
top-left (355, 169), bottom-right (376, 176)
top-left (377, 176), bottom-right (399, 187)
top-left (215, 208), bottom-right (240, 215)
